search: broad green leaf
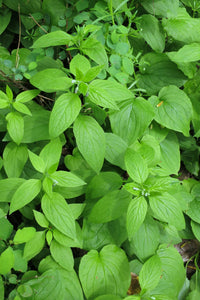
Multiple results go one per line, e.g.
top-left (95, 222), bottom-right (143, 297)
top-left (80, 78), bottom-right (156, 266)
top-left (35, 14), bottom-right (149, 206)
top-left (137, 135), bottom-right (161, 168)
top-left (158, 132), bottom-right (180, 175)
top-left (6, 112), bottom-right (24, 145)
top-left (28, 150), bottom-right (46, 173)
top-left (70, 54), bottom-right (90, 77)
top-left (33, 210), bottom-right (49, 228)
top-left (32, 31), bottom-right (72, 48)
top-left (50, 240), bottom-right (74, 270)
top-left (0, 217), bottom-right (13, 240)
top-left (125, 148), bottom-right (149, 184)
top-left (79, 245), bottom-right (130, 299)
top-left (141, 0), bottom-right (179, 17)
top-left (168, 43), bottom-right (200, 64)
top-left (88, 189), bottom-right (131, 223)
top-left (163, 8), bottom-right (200, 44)
top-left (3, 142), bottom-right (28, 177)
top-left (149, 192), bottom-right (185, 230)
top-left (30, 69), bottom-right (73, 93)
top-left (83, 65), bottom-right (104, 82)
top-left (49, 93), bottom-right (81, 138)
top-left (13, 227), bottom-right (36, 244)
top-left (150, 85), bottom-right (192, 136)
top-left (13, 102), bottom-right (32, 116)
top-left (0, 275), bottom-right (4, 299)
top-left (41, 193), bottom-right (76, 239)
top-left (137, 14), bottom-right (165, 52)
top-left (81, 38), bottom-right (108, 68)
top-left (0, 178), bottom-right (25, 202)
top-left (110, 98), bottom-right (154, 145)
top-left (40, 138), bottom-right (62, 173)
top-left (10, 179), bottom-right (42, 214)
top-left (23, 231), bottom-right (46, 261)
top-left (0, 8), bottom-right (11, 35)
top-left (17, 284), bottom-right (33, 298)
top-left (105, 133), bottom-right (128, 169)
top-left (53, 228), bottom-right (82, 248)
top-left (127, 215), bottom-right (160, 261)
top-left (74, 115), bottom-right (105, 173)
top-left (15, 89), bottom-right (40, 103)
top-left (153, 246), bottom-right (185, 298)
top-left (191, 220), bottom-right (200, 241)
top-left (127, 196), bottom-right (147, 240)
top-left (139, 255), bottom-right (162, 292)
top-left (4, 0), bottom-right (41, 14)
top-left (186, 198), bottom-right (200, 223)
top-left (88, 79), bottom-right (132, 109)
top-left (137, 53), bottom-right (186, 95)
top-left (0, 247), bottom-right (14, 275)
top-left (51, 170), bottom-right (86, 187)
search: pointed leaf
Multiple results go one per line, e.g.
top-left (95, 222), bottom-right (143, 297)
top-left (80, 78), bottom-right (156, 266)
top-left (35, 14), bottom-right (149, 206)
top-left (15, 89), bottom-right (40, 103)
top-left (0, 247), bottom-right (14, 275)
top-left (13, 227), bottom-right (36, 244)
top-left (6, 112), bottom-right (24, 145)
top-left (141, 0), bottom-right (179, 17)
top-left (81, 38), bottom-right (108, 68)
top-left (50, 240), bottom-right (74, 270)
top-left (40, 138), bottom-right (62, 172)
top-left (32, 31), bottom-right (73, 48)
top-left (105, 133), bottom-right (128, 169)
top-left (23, 231), bottom-right (46, 261)
top-left (13, 102), bottom-right (32, 116)
top-left (28, 150), bottom-right (46, 173)
top-left (51, 170), bottom-right (86, 187)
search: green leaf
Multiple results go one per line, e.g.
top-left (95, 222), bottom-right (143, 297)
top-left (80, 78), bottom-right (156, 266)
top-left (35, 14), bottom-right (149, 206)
top-left (139, 255), bottom-right (162, 292)
top-left (110, 98), bottom-right (154, 145)
top-left (0, 247), bottom-right (14, 275)
top-left (88, 189), bottom-right (131, 223)
top-left (137, 53), bottom-right (186, 95)
top-left (149, 85), bottom-right (193, 136)
top-left (32, 30), bottom-right (73, 48)
top-left (105, 133), bottom-right (128, 169)
top-left (186, 198), bottom-right (200, 223)
top-left (137, 14), bottom-right (165, 53)
top-left (141, 0), bottom-right (179, 17)
top-left (127, 196), bottom-right (147, 240)
top-left (33, 210), bottom-right (49, 228)
top-left (41, 193), bottom-right (76, 239)
top-left (13, 227), bottom-right (36, 244)
top-left (49, 93), bottom-right (81, 138)
top-left (28, 150), bottom-right (46, 173)
top-left (163, 8), bottom-right (200, 44)
top-left (30, 69), bottom-right (73, 93)
top-left (81, 38), bottom-right (108, 68)
top-left (3, 142), bottom-right (28, 177)
top-left (0, 275), bottom-right (4, 299)
top-left (15, 89), bottom-right (40, 103)
top-left (13, 102), bottom-right (32, 116)
top-left (0, 178), bottom-right (25, 202)
top-left (79, 245), bottom-right (130, 299)
top-left (83, 65), bottom-right (104, 82)
top-left (70, 54), bottom-right (90, 77)
top-left (0, 217), bottom-right (13, 240)
top-left (0, 8), bottom-right (11, 35)
top-left (40, 138), bottom-right (62, 173)
top-left (4, 0), bottom-right (41, 14)
top-left (125, 148), bottom-right (149, 184)
top-left (168, 43), bottom-right (200, 64)
top-left (191, 220), bottom-right (200, 241)
top-left (23, 231), bottom-right (46, 261)
top-left (6, 112), bottom-right (24, 145)
top-left (17, 284), bottom-right (33, 297)
top-left (50, 240), bottom-right (74, 270)
top-left (149, 192), bottom-right (185, 230)
top-left (51, 171), bottom-right (86, 187)
top-left (10, 179), bottom-right (42, 214)
top-left (74, 115), bottom-right (105, 173)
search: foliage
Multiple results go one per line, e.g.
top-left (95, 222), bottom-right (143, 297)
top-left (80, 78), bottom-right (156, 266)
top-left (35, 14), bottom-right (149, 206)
top-left (0, 0), bottom-right (200, 299)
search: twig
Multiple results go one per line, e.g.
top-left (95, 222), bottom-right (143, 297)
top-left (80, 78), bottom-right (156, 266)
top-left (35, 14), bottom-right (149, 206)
top-left (29, 14), bottom-right (48, 34)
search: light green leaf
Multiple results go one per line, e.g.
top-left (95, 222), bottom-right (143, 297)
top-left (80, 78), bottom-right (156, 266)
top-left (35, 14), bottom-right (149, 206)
top-left (74, 115), bottom-right (105, 173)
top-left (110, 98), bottom-right (154, 145)
top-left (81, 38), bottom-right (108, 68)
top-left (191, 220), bottom-right (200, 241)
top-left (32, 30), bottom-right (73, 48)
top-left (88, 189), bottom-right (131, 223)
top-left (141, 0), bottom-right (179, 17)
top-left (127, 196), bottom-right (147, 240)
top-left (10, 179), bottom-right (42, 214)
top-left (149, 192), bottom-right (185, 230)
top-left (83, 65), bottom-right (104, 82)
top-left (30, 69), bottom-right (73, 93)
top-left (23, 231), bottom-right (46, 261)
top-left (79, 245), bottom-right (130, 299)
top-left (51, 170), bottom-right (86, 187)
top-left (3, 142), bottom-right (28, 177)
top-left (139, 255), bottom-right (162, 292)
top-left (33, 210), bottom-right (49, 228)
top-left (0, 275), bottom-right (4, 299)
top-left (137, 14), bottom-right (165, 53)
top-left (6, 112), bottom-right (24, 145)
top-left (0, 247), bottom-right (14, 275)
top-left (0, 178), bottom-right (25, 203)
top-left (13, 102), bottom-right (32, 116)
top-left (13, 227), bottom-right (36, 244)
top-left (28, 150), bottom-right (46, 173)
top-left (15, 89), bottom-right (40, 103)
top-left (149, 85), bottom-right (192, 136)
top-left (125, 148), bottom-right (149, 184)
top-left (50, 240), bottom-right (74, 270)
top-left (49, 93), bottom-right (81, 138)
top-left (186, 198), bottom-right (200, 223)
top-left (70, 54), bottom-right (90, 77)
top-left (41, 193), bottom-right (76, 239)
top-left (40, 138), bottom-right (62, 173)
top-left (105, 133), bottom-right (128, 169)
top-left (167, 43), bottom-right (200, 63)
top-left (137, 53), bottom-right (186, 95)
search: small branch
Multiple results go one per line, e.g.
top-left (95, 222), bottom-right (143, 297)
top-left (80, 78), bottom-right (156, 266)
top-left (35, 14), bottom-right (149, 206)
top-left (29, 14), bottom-right (48, 34)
